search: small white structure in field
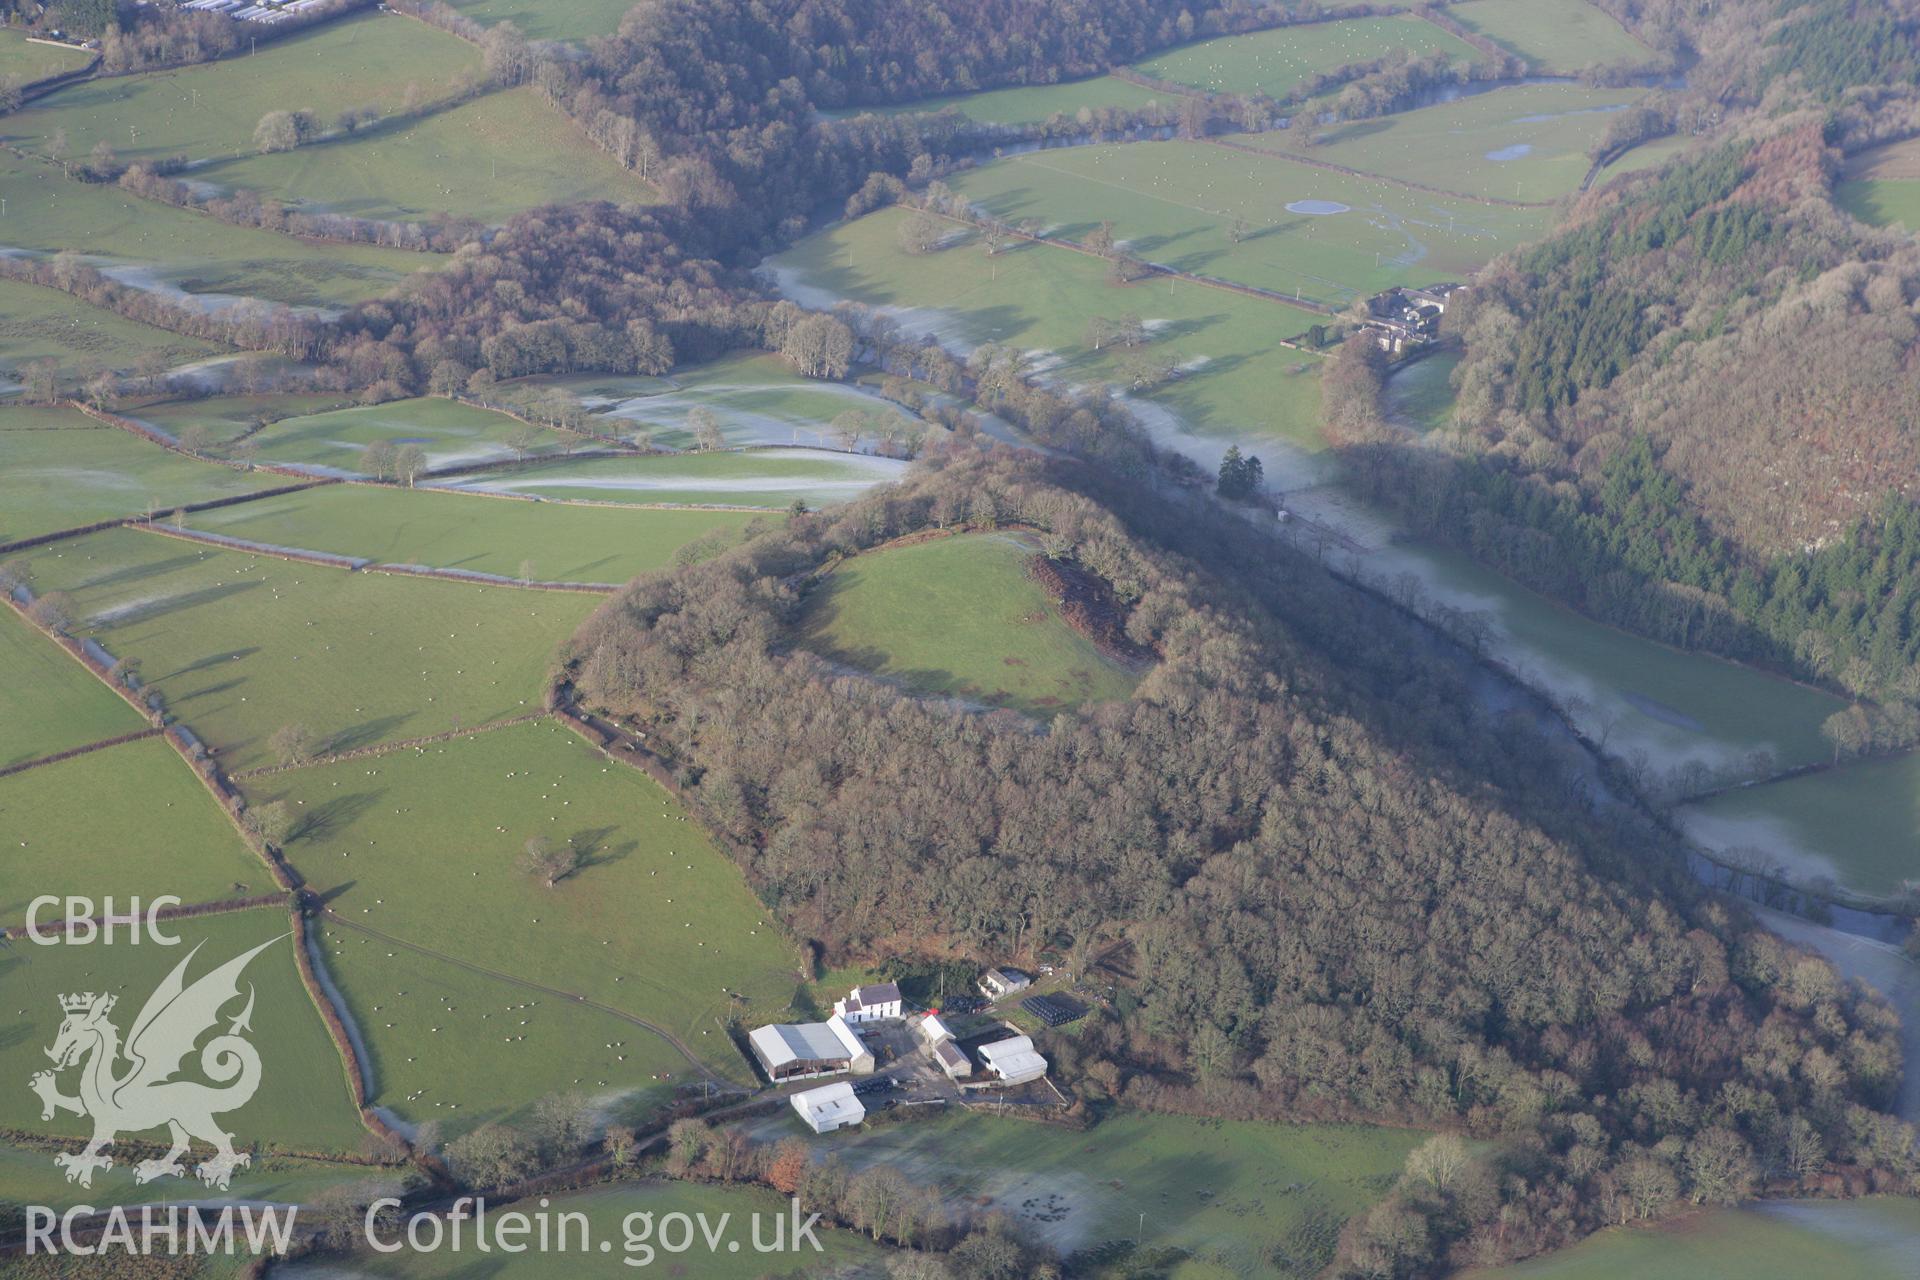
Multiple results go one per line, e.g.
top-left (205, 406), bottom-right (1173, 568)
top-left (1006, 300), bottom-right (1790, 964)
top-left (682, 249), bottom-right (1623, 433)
top-left (977, 1033), bottom-right (1047, 1085)
top-left (833, 981), bottom-right (903, 1024)
top-left (790, 1080), bottom-right (865, 1135)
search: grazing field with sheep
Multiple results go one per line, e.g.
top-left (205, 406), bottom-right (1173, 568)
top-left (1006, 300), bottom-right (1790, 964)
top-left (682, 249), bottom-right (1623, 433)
top-left (188, 484), bottom-right (760, 584)
top-left (0, 735), bottom-right (266, 922)
top-left (16, 527), bottom-right (596, 770)
top-left (257, 721), bottom-right (800, 1084)
top-left (0, 407), bottom-right (277, 544)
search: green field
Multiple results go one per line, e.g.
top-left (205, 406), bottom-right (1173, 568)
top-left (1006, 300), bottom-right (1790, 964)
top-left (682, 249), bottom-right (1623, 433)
top-left (245, 396), bottom-right (564, 474)
top-left (1595, 132), bottom-right (1691, 184)
top-left (189, 484), bottom-right (760, 584)
top-left (0, 906), bottom-right (370, 1158)
top-left (256, 721), bottom-right (800, 1079)
top-left (1471, 1198), bottom-right (1920, 1280)
top-left (446, 0), bottom-right (645, 41)
top-left (1679, 751), bottom-right (1920, 898)
top-left (795, 1110), bottom-right (1422, 1276)
top-left (1446, 0), bottom-right (1653, 73)
top-left (1382, 349), bottom-right (1461, 431)
top-left (950, 140), bottom-right (1553, 305)
top-left (24, 527), bottom-right (597, 770)
top-left (860, 73), bottom-right (1173, 126)
top-left (549, 350), bottom-right (926, 451)
top-left (1838, 178), bottom-right (1920, 231)
top-left (281, 1180), bottom-right (891, 1277)
top-left (801, 533), bottom-right (1141, 713)
top-left (0, 603), bottom-right (145, 765)
top-left (774, 204), bottom-right (1331, 459)
top-left (0, 735), bottom-right (268, 923)
top-left (11, 14), bottom-right (479, 166)
top-left (0, 275), bottom-right (225, 386)
top-left (1387, 541), bottom-right (1847, 778)
top-left (198, 87), bottom-right (655, 225)
top-left (0, 1142), bottom-right (386, 1216)
top-left (135, 392), bottom-right (357, 444)
top-left (445, 447), bottom-right (910, 509)
top-left (1251, 84), bottom-right (1647, 203)
top-left (315, 916), bottom-right (686, 1136)
top-left (0, 408), bottom-right (279, 544)
top-left (0, 29), bottom-right (92, 83)
top-left (0, 152), bottom-right (439, 309)
top-left (1133, 14), bottom-right (1478, 98)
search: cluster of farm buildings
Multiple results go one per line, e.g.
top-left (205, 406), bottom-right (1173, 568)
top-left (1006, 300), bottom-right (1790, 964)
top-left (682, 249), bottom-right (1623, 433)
top-left (1359, 283), bottom-right (1465, 354)
top-left (753, 973), bottom-right (1058, 1135)
top-left (178, 0), bottom-right (332, 24)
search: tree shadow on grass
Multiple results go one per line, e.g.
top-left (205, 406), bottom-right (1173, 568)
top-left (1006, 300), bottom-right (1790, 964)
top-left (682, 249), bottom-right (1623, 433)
top-left (287, 788), bottom-right (386, 845)
top-left (566, 826), bottom-right (633, 875)
top-left (158, 645), bottom-right (260, 682)
top-left (69, 550), bottom-right (210, 595)
top-left (90, 578), bottom-right (264, 631)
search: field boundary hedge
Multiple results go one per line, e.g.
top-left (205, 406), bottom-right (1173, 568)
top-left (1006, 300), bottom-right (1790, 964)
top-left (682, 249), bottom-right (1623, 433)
top-left (0, 726), bottom-right (163, 780)
top-left (137, 519), bottom-right (372, 569)
top-left (1205, 134), bottom-right (1556, 208)
top-left (289, 901), bottom-right (416, 1160)
top-left (2, 892), bottom-right (289, 942)
top-left (917, 200), bottom-right (1338, 317)
top-left (229, 711), bottom-right (547, 780)
top-left (72, 401), bottom-right (337, 480)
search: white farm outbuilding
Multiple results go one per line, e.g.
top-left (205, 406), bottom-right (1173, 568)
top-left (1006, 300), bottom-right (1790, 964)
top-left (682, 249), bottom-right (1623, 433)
top-left (748, 1013), bottom-right (874, 1082)
top-left (977, 1033), bottom-right (1047, 1085)
top-left (790, 1080), bottom-right (866, 1134)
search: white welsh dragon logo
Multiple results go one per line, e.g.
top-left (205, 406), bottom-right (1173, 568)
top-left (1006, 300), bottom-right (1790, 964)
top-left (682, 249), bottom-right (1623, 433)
top-left (28, 938), bottom-right (278, 1190)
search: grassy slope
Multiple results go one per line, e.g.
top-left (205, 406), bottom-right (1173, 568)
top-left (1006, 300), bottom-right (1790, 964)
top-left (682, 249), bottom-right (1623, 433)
top-left (1382, 349), bottom-right (1461, 431)
top-left (446, 0), bottom-right (644, 41)
top-left (26, 527), bottom-right (597, 770)
top-left (773, 205), bottom-right (1330, 456)
top-left (1679, 750), bottom-right (1920, 898)
top-left (1133, 14), bottom-right (1479, 97)
top-left (0, 29), bottom-right (91, 82)
top-left (190, 484), bottom-right (760, 583)
top-left (281, 1180), bottom-right (890, 1277)
top-left (259, 720), bottom-right (800, 1078)
top-left (0, 276), bottom-right (224, 384)
top-left (0, 735), bottom-right (268, 922)
top-left (549, 349), bottom-right (923, 450)
top-left (10, 13), bottom-right (480, 165)
top-left (949, 139), bottom-right (1552, 303)
top-left (0, 153), bottom-right (437, 309)
top-left (857, 73), bottom-right (1173, 125)
top-left (200, 87), bottom-right (655, 225)
top-left (1247, 84), bottom-right (1646, 203)
top-left (0, 1143), bottom-right (384, 1216)
top-left (246, 396), bottom-right (564, 473)
top-left (1468, 1199), bottom-right (1920, 1280)
top-left (0, 408), bottom-right (277, 544)
top-left (0, 601), bottom-right (144, 765)
top-left (1446, 0), bottom-right (1652, 73)
top-left (134, 392), bottom-right (357, 443)
top-left (446, 448), bottom-right (910, 509)
top-left (801, 533), bottom-right (1140, 713)
top-left (0, 905), bottom-right (369, 1156)
top-left (315, 917), bottom-right (688, 1136)
top-left (807, 1110), bottom-right (1422, 1277)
